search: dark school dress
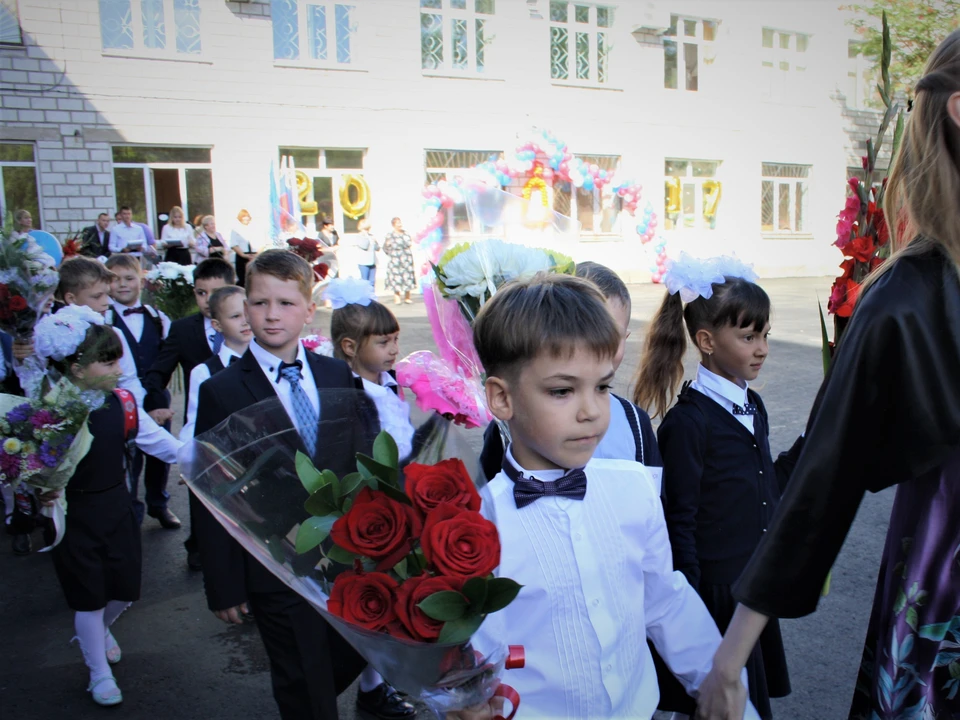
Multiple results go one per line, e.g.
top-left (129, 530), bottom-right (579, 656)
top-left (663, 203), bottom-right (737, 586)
top-left (166, 245), bottom-right (192, 265)
top-left (658, 384), bottom-right (804, 719)
top-left (51, 393), bottom-right (140, 611)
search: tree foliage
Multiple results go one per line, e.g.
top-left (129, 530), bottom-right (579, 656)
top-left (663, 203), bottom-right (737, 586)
top-left (844, 0), bottom-right (960, 98)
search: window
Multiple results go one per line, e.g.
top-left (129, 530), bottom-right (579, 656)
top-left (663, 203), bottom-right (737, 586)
top-left (99, 0), bottom-right (202, 55)
top-left (425, 149), bottom-right (499, 233)
top-left (760, 28), bottom-right (809, 101)
top-left (420, 0), bottom-right (494, 74)
top-left (271, 1), bottom-right (356, 65)
top-left (280, 147), bottom-right (366, 232)
top-left (845, 41), bottom-right (876, 110)
top-left (0, 0), bottom-right (22, 45)
top-left (549, 2), bottom-right (613, 85)
top-left (553, 155), bottom-right (620, 234)
top-left (112, 146), bottom-right (213, 233)
top-left (664, 159), bottom-right (721, 231)
top-left (664, 15), bottom-right (717, 91)
top-left (761, 163), bottom-right (810, 234)
top-left (0, 145), bottom-right (41, 230)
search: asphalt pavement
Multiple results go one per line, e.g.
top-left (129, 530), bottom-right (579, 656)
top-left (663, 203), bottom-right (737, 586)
top-left (0, 276), bottom-right (893, 720)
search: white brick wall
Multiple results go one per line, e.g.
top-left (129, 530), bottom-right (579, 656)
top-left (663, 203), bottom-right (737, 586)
top-left (0, 0), bottom-right (885, 277)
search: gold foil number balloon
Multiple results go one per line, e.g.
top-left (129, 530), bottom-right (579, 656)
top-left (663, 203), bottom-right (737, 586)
top-left (339, 175), bottom-right (371, 220)
top-left (296, 171), bottom-right (319, 216)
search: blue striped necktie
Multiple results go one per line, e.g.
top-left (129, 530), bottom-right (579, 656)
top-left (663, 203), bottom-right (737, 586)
top-left (277, 360), bottom-right (318, 457)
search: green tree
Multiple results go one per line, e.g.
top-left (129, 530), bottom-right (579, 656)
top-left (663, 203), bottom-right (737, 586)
top-left (844, 0), bottom-right (960, 98)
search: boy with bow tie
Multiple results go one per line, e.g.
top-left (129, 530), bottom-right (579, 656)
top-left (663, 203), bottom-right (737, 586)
top-left (465, 274), bottom-right (760, 720)
top-left (106, 254), bottom-right (176, 529)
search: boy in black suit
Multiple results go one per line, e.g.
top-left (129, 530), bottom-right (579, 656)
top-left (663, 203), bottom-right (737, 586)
top-left (194, 250), bottom-right (414, 720)
top-left (143, 257), bottom-right (234, 569)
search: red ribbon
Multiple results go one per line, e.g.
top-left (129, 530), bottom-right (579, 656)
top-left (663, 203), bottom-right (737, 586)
top-left (505, 645), bottom-right (525, 670)
top-left (493, 684), bottom-right (521, 720)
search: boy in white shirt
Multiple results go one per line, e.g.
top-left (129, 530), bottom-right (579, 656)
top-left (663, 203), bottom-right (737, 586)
top-left (465, 274), bottom-right (757, 720)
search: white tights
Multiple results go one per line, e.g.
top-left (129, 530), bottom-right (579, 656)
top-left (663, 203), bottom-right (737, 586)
top-left (74, 601), bottom-right (131, 696)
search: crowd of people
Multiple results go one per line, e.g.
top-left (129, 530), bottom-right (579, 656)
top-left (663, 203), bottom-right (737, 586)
top-left (1, 30), bottom-right (959, 720)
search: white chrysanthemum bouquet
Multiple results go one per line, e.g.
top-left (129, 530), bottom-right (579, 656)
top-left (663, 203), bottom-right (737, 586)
top-left (144, 262), bottom-right (196, 319)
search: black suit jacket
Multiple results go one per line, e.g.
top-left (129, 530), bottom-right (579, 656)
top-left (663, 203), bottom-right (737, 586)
top-left (194, 347), bottom-right (374, 611)
top-left (143, 313), bottom-right (211, 413)
top-left (80, 226), bottom-right (109, 257)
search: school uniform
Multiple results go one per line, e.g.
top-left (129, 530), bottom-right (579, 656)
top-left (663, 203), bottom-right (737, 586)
top-left (110, 300), bottom-right (172, 522)
top-left (351, 371), bottom-right (415, 461)
top-left (194, 341), bottom-right (376, 720)
top-left (180, 344), bottom-right (244, 442)
top-left (51, 391), bottom-right (181, 611)
top-left (478, 447), bottom-right (759, 719)
top-left (658, 365), bottom-right (804, 719)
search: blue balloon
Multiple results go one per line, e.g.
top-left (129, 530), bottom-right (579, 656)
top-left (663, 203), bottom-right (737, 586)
top-left (583, 177), bottom-right (594, 191)
top-left (28, 230), bottom-right (63, 265)
top-left (636, 224), bottom-right (646, 234)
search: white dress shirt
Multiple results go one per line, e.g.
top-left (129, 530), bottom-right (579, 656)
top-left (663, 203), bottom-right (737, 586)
top-left (109, 300), bottom-right (171, 343)
top-left (594, 394), bottom-right (662, 494)
top-left (109, 222), bottom-right (147, 255)
top-left (180, 343), bottom-right (245, 442)
top-left (134, 405), bottom-right (183, 463)
top-left (691, 363), bottom-right (754, 432)
top-left (248, 339), bottom-right (320, 423)
top-left (353, 371), bottom-right (414, 459)
top-left (477, 448), bottom-right (757, 720)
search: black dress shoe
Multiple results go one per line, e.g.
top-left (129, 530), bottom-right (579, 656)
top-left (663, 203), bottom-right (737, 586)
top-left (187, 550), bottom-right (202, 571)
top-left (11, 533), bottom-right (31, 556)
top-left (356, 683), bottom-right (416, 720)
top-left (147, 507), bottom-right (181, 529)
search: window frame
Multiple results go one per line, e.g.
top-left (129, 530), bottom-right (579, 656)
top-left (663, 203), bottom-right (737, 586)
top-left (760, 27), bottom-right (810, 102)
top-left (99, 0), bottom-right (204, 59)
top-left (663, 14), bottom-right (717, 92)
top-left (663, 158), bottom-right (722, 232)
top-left (548, 1), bottom-right (614, 87)
top-left (845, 40), bottom-right (875, 110)
top-left (270, 0), bottom-right (359, 69)
top-left (760, 162), bottom-right (811, 236)
top-left (0, 143), bottom-right (42, 231)
top-left (0, 0), bottom-right (23, 46)
top-left (553, 154), bottom-right (621, 236)
top-left (419, 0), bottom-right (495, 77)
top-left (279, 146), bottom-right (367, 234)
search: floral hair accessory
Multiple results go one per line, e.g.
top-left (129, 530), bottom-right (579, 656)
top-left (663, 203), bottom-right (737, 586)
top-left (34, 305), bottom-right (106, 362)
top-left (322, 277), bottom-right (376, 310)
top-left (663, 253), bottom-right (758, 304)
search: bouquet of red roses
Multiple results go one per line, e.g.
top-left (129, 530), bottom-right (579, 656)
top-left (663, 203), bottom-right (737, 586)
top-left (0, 233), bottom-right (59, 341)
top-left (182, 393), bottom-right (523, 719)
top-left (287, 237), bottom-right (334, 282)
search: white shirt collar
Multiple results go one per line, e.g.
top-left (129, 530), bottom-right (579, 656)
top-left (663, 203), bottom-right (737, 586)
top-left (505, 445), bottom-right (567, 483)
top-left (111, 298), bottom-right (141, 313)
top-left (695, 363), bottom-right (749, 408)
top-left (218, 343), bottom-right (244, 366)
top-left (248, 339), bottom-right (309, 385)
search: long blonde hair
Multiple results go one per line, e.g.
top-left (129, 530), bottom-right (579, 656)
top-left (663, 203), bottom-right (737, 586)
top-left (872, 30), bottom-right (960, 287)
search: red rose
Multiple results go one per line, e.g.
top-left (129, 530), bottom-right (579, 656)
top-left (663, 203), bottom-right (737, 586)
top-left (330, 487), bottom-right (422, 570)
top-left (8, 296), bottom-right (27, 313)
top-left (395, 574), bottom-right (466, 641)
top-left (828, 277), bottom-right (859, 318)
top-left (405, 459), bottom-right (481, 520)
top-left (841, 235), bottom-right (876, 263)
top-left (421, 503), bottom-right (500, 578)
top-left (327, 571), bottom-right (399, 631)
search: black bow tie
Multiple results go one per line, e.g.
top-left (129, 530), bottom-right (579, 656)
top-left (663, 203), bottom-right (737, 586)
top-left (501, 460), bottom-right (587, 509)
top-left (122, 306), bottom-right (145, 316)
top-left (228, 355), bottom-right (239, 365)
top-left (276, 359), bottom-right (303, 383)
top-left (733, 403), bottom-right (758, 416)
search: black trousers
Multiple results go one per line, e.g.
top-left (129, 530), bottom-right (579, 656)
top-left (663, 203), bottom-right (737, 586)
top-left (248, 588), bottom-right (365, 720)
top-left (129, 418), bottom-right (171, 523)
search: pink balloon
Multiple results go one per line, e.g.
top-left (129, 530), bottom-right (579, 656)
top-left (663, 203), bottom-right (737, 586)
top-left (652, 272), bottom-right (662, 282)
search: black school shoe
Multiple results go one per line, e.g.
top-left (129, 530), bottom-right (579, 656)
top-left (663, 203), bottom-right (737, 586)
top-left (356, 683), bottom-right (416, 720)
top-left (11, 533), bottom-right (31, 555)
top-left (147, 507), bottom-right (181, 530)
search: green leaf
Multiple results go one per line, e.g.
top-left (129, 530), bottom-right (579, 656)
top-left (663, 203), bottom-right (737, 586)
top-left (418, 590), bottom-right (468, 622)
top-left (357, 453), bottom-right (399, 485)
top-left (817, 301), bottom-right (832, 376)
top-left (950, 662), bottom-right (960, 680)
top-left (318, 482), bottom-right (337, 510)
top-left (919, 621), bottom-right (951, 642)
top-left (461, 577), bottom-right (489, 613)
top-left (906, 606), bottom-right (919, 631)
top-left (880, 11), bottom-right (891, 99)
top-left (891, 111), bottom-right (905, 166)
top-left (321, 470), bottom-right (340, 500)
top-left (393, 557), bottom-right (408, 580)
top-left (295, 515), bottom-right (337, 554)
top-left (342, 496), bottom-right (354, 514)
top-left (304, 491), bottom-right (339, 517)
top-left (373, 431), bottom-right (399, 470)
top-left (893, 589), bottom-right (907, 614)
top-left (482, 578), bottom-right (523, 614)
top-left (438, 615), bottom-right (485, 645)
top-left (876, 82), bottom-right (890, 109)
top-left (296, 451), bottom-right (325, 494)
top-left (325, 544), bottom-right (358, 565)
top-left (377, 480), bottom-right (413, 506)
top-left (339, 472), bottom-right (365, 498)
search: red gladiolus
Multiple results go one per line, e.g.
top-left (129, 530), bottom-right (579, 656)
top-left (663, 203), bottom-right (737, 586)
top-left (841, 235), bottom-right (876, 264)
top-left (828, 277), bottom-right (859, 318)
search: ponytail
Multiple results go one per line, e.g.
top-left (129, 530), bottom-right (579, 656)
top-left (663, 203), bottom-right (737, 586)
top-left (632, 291), bottom-right (687, 419)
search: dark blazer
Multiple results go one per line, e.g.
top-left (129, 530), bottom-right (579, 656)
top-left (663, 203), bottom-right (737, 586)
top-left (194, 348), bottom-right (373, 611)
top-left (658, 385), bottom-right (804, 590)
top-left (80, 225), bottom-right (109, 257)
top-left (143, 313), bottom-right (211, 413)
top-left (0, 331), bottom-right (22, 396)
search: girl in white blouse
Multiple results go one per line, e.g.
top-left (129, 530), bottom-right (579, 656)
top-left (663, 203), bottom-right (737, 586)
top-left (158, 206), bottom-right (195, 266)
